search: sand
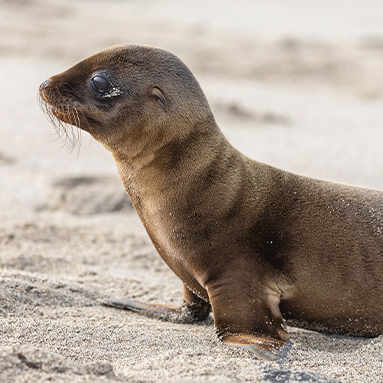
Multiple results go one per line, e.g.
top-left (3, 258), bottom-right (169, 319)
top-left (1, 0), bottom-right (383, 381)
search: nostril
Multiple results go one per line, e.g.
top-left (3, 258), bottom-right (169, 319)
top-left (40, 80), bottom-right (51, 91)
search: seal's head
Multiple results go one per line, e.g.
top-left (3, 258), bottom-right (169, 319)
top-left (39, 44), bottom-right (214, 155)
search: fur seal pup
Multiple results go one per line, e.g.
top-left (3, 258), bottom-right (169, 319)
top-left (39, 44), bottom-right (383, 361)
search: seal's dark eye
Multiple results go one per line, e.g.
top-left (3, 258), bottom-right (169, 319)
top-left (90, 76), bottom-right (110, 93)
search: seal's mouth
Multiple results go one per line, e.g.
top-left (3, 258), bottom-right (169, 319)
top-left (51, 106), bottom-right (94, 127)
top-left (38, 87), bottom-right (92, 151)
top-left (39, 84), bottom-right (95, 129)
top-left (40, 95), bottom-right (96, 129)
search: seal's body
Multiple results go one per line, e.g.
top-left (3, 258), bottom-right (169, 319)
top-left (39, 44), bottom-right (383, 360)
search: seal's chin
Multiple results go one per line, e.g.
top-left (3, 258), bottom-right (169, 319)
top-left (51, 106), bottom-right (95, 129)
top-left (51, 107), bottom-right (73, 124)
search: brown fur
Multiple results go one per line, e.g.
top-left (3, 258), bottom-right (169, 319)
top-left (39, 44), bottom-right (383, 360)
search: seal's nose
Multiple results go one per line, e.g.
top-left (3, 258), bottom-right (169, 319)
top-left (40, 80), bottom-right (51, 92)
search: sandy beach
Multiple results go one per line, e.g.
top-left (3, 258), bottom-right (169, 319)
top-left (1, 0), bottom-right (383, 381)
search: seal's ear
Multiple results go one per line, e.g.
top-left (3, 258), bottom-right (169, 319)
top-left (152, 88), bottom-right (168, 112)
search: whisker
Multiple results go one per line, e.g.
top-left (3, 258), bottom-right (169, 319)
top-left (38, 86), bottom-right (85, 155)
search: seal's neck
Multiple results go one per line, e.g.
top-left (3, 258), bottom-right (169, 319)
top-left (110, 120), bottom-right (230, 204)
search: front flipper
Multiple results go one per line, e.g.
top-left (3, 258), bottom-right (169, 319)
top-left (207, 278), bottom-right (290, 361)
top-left (102, 283), bottom-right (211, 323)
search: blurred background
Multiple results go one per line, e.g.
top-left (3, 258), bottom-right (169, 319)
top-left (1, 0), bottom-right (383, 213)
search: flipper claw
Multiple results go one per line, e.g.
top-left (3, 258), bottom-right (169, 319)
top-left (243, 340), bottom-right (292, 362)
